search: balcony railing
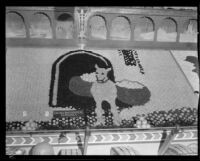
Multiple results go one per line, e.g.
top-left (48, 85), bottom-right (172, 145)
top-left (6, 7), bottom-right (197, 50)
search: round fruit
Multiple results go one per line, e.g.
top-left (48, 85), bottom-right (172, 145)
top-left (15, 149), bottom-right (23, 155)
top-left (136, 120), bottom-right (142, 125)
top-left (29, 142), bottom-right (54, 155)
top-left (25, 122), bottom-right (30, 127)
top-left (22, 126), bottom-right (27, 131)
top-left (141, 124), bottom-right (147, 128)
top-left (27, 127), bottom-right (32, 131)
top-left (146, 124), bottom-right (151, 128)
top-left (136, 124), bottom-right (141, 128)
top-left (142, 120), bottom-right (147, 125)
top-left (139, 117), bottom-right (145, 121)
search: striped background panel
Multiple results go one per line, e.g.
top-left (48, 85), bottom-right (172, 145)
top-left (164, 144), bottom-right (196, 155)
top-left (110, 146), bottom-right (140, 155)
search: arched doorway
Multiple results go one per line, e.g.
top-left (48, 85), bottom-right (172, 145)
top-left (49, 50), bottom-right (115, 110)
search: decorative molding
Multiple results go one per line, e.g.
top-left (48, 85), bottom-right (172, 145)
top-left (89, 7), bottom-right (197, 17)
top-left (6, 129), bottom-right (197, 147)
top-left (76, 7), bottom-right (90, 42)
top-left (6, 7), bottom-right (197, 50)
top-left (6, 7), bottom-right (56, 11)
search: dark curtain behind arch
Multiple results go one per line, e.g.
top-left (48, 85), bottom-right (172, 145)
top-left (49, 50), bottom-right (115, 110)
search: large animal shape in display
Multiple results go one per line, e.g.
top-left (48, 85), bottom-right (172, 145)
top-left (90, 64), bottom-right (121, 126)
top-left (69, 64), bottom-right (151, 125)
top-left (69, 67), bottom-right (151, 107)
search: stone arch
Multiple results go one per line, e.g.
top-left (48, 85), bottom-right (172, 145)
top-left (29, 12), bottom-right (52, 38)
top-left (6, 11), bottom-right (26, 38)
top-left (56, 13), bottom-right (74, 39)
top-left (110, 16), bottom-right (131, 40)
top-left (180, 19), bottom-right (197, 43)
top-left (157, 17), bottom-right (177, 42)
top-left (88, 15), bottom-right (107, 39)
top-left (134, 16), bottom-right (155, 41)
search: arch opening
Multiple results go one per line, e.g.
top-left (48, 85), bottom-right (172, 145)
top-left (157, 17), bottom-right (177, 42)
top-left (29, 12), bottom-right (52, 38)
top-left (49, 50), bottom-right (115, 110)
top-left (110, 16), bottom-right (131, 40)
top-left (134, 17), bottom-right (155, 41)
top-left (6, 12), bottom-right (26, 38)
top-left (56, 13), bottom-right (74, 39)
top-left (88, 15), bottom-right (107, 39)
top-left (179, 19), bottom-right (197, 43)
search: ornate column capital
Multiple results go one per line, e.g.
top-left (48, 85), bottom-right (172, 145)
top-left (76, 7), bottom-right (90, 41)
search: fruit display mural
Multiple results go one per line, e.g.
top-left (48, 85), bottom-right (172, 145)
top-left (5, 7), bottom-right (198, 157)
top-left (49, 50), bottom-right (150, 108)
top-left (6, 48), bottom-right (198, 130)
